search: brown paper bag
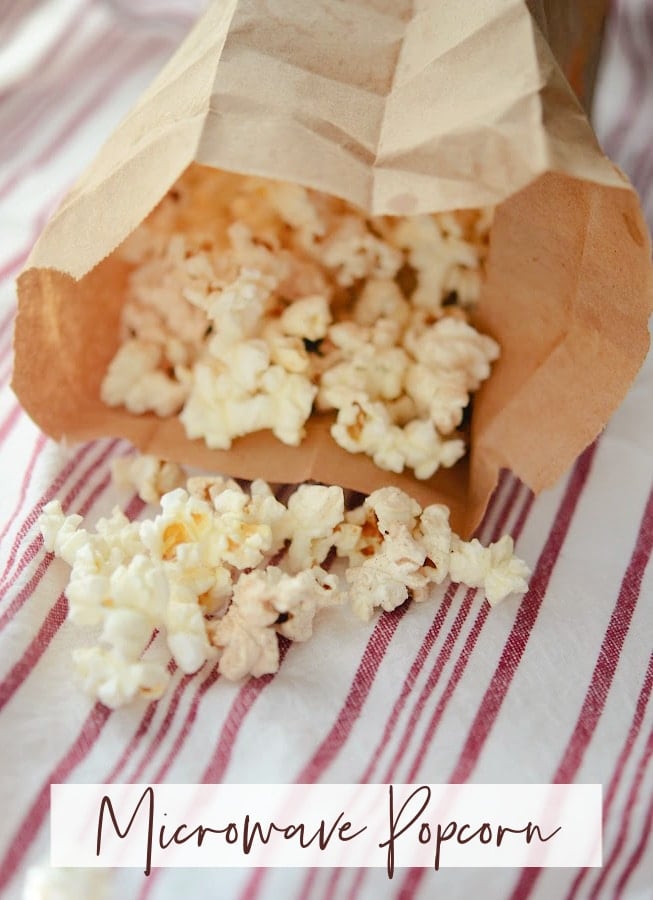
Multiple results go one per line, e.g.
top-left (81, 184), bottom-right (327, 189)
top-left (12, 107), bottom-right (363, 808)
top-left (13, 0), bottom-right (653, 535)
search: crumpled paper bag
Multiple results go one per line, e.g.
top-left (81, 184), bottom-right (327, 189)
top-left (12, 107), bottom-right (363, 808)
top-left (13, 0), bottom-right (653, 535)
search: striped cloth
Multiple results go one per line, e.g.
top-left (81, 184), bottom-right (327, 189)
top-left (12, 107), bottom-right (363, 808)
top-left (0, 1), bottom-right (652, 898)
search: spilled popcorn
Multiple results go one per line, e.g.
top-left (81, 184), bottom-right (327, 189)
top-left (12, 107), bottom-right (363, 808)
top-left (101, 168), bottom-right (498, 479)
top-left (23, 864), bottom-right (108, 900)
top-left (39, 460), bottom-right (530, 708)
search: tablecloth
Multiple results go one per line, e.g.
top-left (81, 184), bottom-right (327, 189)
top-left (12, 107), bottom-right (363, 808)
top-left (0, 1), bottom-right (652, 898)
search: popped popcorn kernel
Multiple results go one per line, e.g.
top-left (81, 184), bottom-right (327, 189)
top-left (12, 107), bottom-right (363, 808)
top-left (208, 565), bottom-right (341, 679)
top-left (112, 453), bottom-right (185, 504)
top-left (73, 646), bottom-right (169, 709)
top-left (449, 534), bottom-right (531, 606)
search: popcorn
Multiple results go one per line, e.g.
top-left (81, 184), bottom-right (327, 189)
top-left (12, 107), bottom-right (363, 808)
top-left (282, 484), bottom-right (345, 571)
top-left (140, 488), bottom-right (216, 563)
top-left (208, 602), bottom-right (280, 681)
top-left (208, 565), bottom-right (340, 678)
top-left (102, 170), bottom-right (500, 481)
top-left (346, 524), bottom-right (427, 621)
top-left (73, 646), bottom-right (169, 709)
top-left (404, 316), bottom-right (500, 391)
top-left (179, 357), bottom-right (270, 450)
top-left (330, 400), bottom-right (464, 479)
top-left (340, 488), bottom-right (529, 618)
top-left (100, 607), bottom-right (156, 660)
top-left (364, 487), bottom-right (421, 535)
top-left (200, 268), bottom-right (277, 347)
top-left (258, 365), bottom-right (318, 446)
top-left (39, 501), bottom-right (89, 566)
top-left (404, 364), bottom-right (471, 434)
top-left (263, 181), bottom-right (326, 240)
top-left (263, 321), bottom-right (310, 373)
top-left (279, 294), bottom-right (331, 341)
top-left (23, 864), bottom-right (109, 900)
top-left (319, 215), bottom-right (403, 286)
top-left (187, 475), bottom-right (243, 502)
top-left (39, 469), bottom-right (529, 705)
top-left (416, 504), bottom-right (453, 585)
top-left (354, 278), bottom-right (410, 327)
top-left (111, 453), bottom-right (185, 504)
top-left (399, 419), bottom-right (466, 480)
top-left (101, 339), bottom-right (187, 416)
top-left (449, 534), bottom-right (531, 606)
top-left (165, 583), bottom-right (217, 673)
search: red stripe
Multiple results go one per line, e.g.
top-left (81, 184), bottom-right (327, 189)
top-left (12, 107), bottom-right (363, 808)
top-left (0, 440), bottom-right (119, 594)
top-left (379, 484), bottom-right (527, 785)
top-left (402, 492), bottom-right (535, 784)
top-left (294, 606), bottom-right (408, 785)
top-left (590, 724), bottom-right (653, 898)
top-left (0, 460), bottom-right (121, 636)
top-left (0, 317), bottom-right (14, 357)
top-left (0, 304), bottom-right (15, 340)
top-left (2, 26), bottom-right (121, 164)
top-left (0, 433), bottom-right (47, 550)
top-left (0, 1), bottom-right (103, 152)
top-left (612, 758), bottom-right (653, 898)
top-left (0, 404), bottom-right (21, 444)
top-left (0, 0), bottom-right (42, 48)
top-left (394, 444), bottom-right (597, 898)
top-left (0, 437), bottom-right (96, 588)
top-left (323, 866), bottom-right (347, 900)
top-left (139, 648), bottom-right (290, 900)
top-left (396, 866), bottom-right (422, 900)
top-left (508, 486), bottom-right (653, 899)
top-left (125, 669), bottom-right (199, 784)
top-left (565, 651), bottom-right (653, 899)
top-left (201, 640), bottom-right (293, 784)
top-left (0, 593), bottom-right (67, 712)
top-left (363, 585), bottom-right (459, 781)
top-left (0, 703), bottom-right (112, 894)
top-left (104, 702), bottom-right (159, 784)
top-left (448, 443), bottom-right (597, 783)
top-left (295, 868), bottom-right (319, 900)
top-left (0, 490), bottom-right (146, 891)
top-left (554, 486), bottom-right (653, 784)
top-left (0, 33), bottom-right (169, 204)
top-left (359, 475), bottom-right (520, 784)
top-left (151, 663), bottom-right (221, 783)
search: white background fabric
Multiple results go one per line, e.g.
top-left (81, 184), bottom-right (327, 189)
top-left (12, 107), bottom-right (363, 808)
top-left (0, 1), bottom-right (652, 898)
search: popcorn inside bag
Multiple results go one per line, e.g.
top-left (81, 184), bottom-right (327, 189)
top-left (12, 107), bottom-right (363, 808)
top-left (101, 166), bottom-right (499, 484)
